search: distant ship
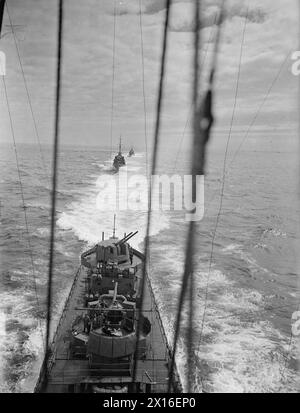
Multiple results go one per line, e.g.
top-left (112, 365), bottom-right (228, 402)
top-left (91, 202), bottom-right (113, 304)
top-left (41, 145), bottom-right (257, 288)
top-left (113, 137), bottom-right (126, 171)
top-left (128, 147), bottom-right (135, 157)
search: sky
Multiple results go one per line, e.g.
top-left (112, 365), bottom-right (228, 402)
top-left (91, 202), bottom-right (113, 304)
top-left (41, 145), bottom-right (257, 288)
top-left (0, 0), bottom-right (299, 151)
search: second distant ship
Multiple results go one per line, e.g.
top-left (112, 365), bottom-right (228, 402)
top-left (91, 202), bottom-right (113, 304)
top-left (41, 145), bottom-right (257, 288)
top-left (128, 147), bottom-right (135, 157)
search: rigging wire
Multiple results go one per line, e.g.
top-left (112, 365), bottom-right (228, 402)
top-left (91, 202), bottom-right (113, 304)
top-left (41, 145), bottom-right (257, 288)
top-left (172, 13), bottom-right (217, 174)
top-left (132, 0), bottom-right (172, 386)
top-left (5, 2), bottom-right (50, 182)
top-left (110, 0), bottom-right (117, 158)
top-left (138, 0), bottom-right (155, 377)
top-left (228, 51), bottom-right (291, 169)
top-left (0, 0), bottom-right (4, 35)
top-left (168, 0), bottom-right (226, 392)
top-left (44, 0), bottom-right (64, 384)
top-left (1, 77), bottom-right (45, 346)
top-left (196, 3), bottom-right (249, 364)
top-left (0, 0), bottom-right (45, 347)
top-left (186, 0), bottom-right (201, 392)
top-left (202, 51), bottom-right (291, 212)
top-left (170, 0), bottom-right (199, 390)
top-left (138, 0), bottom-right (149, 177)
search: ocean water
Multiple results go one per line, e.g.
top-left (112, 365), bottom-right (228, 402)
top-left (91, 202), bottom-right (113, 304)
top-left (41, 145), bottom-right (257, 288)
top-left (0, 135), bottom-right (299, 393)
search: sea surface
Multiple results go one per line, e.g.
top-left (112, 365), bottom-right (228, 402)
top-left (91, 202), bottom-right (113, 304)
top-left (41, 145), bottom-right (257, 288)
top-left (0, 135), bottom-right (299, 393)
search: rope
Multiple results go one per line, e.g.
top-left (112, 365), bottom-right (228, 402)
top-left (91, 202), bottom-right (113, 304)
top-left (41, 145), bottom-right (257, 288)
top-left (186, 0), bottom-right (202, 392)
top-left (168, 0), bottom-right (226, 393)
top-left (1, 74), bottom-right (45, 347)
top-left (132, 0), bottom-right (171, 385)
top-left (110, 0), bottom-right (117, 158)
top-left (5, 2), bottom-right (50, 182)
top-left (138, 0), bottom-right (149, 177)
top-left (197, 3), bottom-right (249, 361)
top-left (172, 14), bottom-right (217, 174)
top-left (138, 0), bottom-right (154, 376)
top-left (44, 0), bottom-right (64, 382)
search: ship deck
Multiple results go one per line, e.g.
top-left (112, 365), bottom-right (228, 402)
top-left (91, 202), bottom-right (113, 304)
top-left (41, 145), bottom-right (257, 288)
top-left (36, 250), bottom-right (181, 393)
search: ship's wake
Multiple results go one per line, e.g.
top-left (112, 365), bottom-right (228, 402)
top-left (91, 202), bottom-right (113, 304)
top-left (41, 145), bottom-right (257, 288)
top-left (57, 153), bottom-right (170, 249)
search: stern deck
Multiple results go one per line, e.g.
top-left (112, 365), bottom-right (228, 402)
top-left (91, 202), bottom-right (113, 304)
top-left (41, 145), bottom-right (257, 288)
top-left (35, 249), bottom-right (182, 393)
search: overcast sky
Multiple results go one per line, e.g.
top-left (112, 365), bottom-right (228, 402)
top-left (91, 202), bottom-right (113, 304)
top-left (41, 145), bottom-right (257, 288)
top-left (0, 0), bottom-right (298, 151)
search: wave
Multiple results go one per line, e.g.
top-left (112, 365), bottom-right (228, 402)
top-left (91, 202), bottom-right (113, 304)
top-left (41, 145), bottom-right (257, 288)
top-left (262, 228), bottom-right (287, 238)
top-left (149, 236), bottom-right (298, 392)
top-left (0, 289), bottom-right (45, 392)
top-left (57, 163), bottom-right (170, 249)
top-left (1, 146), bottom-right (297, 393)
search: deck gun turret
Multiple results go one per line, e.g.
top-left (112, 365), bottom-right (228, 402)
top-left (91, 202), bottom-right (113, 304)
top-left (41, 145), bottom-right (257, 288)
top-left (115, 232), bottom-right (133, 244)
top-left (115, 231), bottom-right (138, 246)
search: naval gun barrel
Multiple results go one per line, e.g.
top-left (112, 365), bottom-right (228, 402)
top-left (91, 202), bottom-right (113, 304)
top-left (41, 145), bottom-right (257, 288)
top-left (118, 230), bottom-right (138, 245)
top-left (115, 232), bottom-right (133, 246)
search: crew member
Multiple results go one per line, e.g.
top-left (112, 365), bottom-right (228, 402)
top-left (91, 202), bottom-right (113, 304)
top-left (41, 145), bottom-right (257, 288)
top-left (83, 313), bottom-right (91, 334)
top-left (129, 246), bottom-right (133, 265)
top-left (92, 314), bottom-right (97, 330)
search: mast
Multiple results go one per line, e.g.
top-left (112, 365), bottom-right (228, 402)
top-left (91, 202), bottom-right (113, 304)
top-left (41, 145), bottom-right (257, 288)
top-left (119, 135), bottom-right (122, 154)
top-left (112, 213), bottom-right (116, 238)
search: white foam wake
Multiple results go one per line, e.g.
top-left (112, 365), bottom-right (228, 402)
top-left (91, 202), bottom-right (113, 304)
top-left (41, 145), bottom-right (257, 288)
top-left (57, 155), bottom-right (170, 249)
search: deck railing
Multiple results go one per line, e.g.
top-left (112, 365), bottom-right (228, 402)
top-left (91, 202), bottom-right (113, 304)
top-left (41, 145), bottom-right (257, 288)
top-left (132, 249), bottom-right (171, 358)
top-left (132, 248), bottom-right (183, 393)
top-left (50, 265), bottom-right (82, 351)
top-left (34, 265), bottom-right (83, 391)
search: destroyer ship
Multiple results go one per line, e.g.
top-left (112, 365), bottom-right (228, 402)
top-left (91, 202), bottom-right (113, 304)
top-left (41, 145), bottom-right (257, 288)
top-left (35, 227), bottom-right (182, 393)
top-left (128, 147), bottom-right (135, 157)
top-left (113, 137), bottom-right (126, 171)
